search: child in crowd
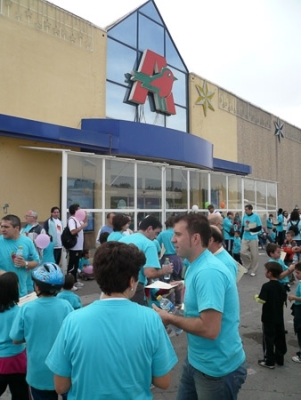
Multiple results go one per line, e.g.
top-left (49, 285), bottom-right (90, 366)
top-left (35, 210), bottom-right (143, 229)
top-left (57, 275), bottom-right (82, 310)
top-left (267, 228), bottom-right (277, 244)
top-left (78, 249), bottom-right (90, 281)
top-left (255, 262), bottom-right (287, 368)
top-left (232, 230), bottom-right (242, 264)
top-left (266, 243), bottom-right (295, 293)
top-left (0, 272), bottom-right (29, 400)
top-left (282, 230), bottom-right (298, 283)
top-left (98, 232), bottom-right (109, 245)
top-left (10, 263), bottom-right (73, 400)
top-left (41, 235), bottom-right (55, 264)
top-left (288, 263), bottom-right (301, 363)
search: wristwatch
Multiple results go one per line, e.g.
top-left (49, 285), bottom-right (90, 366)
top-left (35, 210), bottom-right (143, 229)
top-left (25, 261), bottom-right (29, 269)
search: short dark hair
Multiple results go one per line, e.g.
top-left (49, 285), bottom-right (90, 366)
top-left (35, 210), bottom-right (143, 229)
top-left (174, 213), bottom-right (211, 247)
top-left (207, 204), bottom-right (214, 210)
top-left (51, 206), bottom-right (60, 213)
top-left (93, 242), bottom-right (146, 295)
top-left (264, 261), bottom-right (282, 278)
top-left (64, 274), bottom-right (75, 290)
top-left (139, 215), bottom-right (162, 231)
top-left (286, 230), bottom-right (295, 237)
top-left (2, 215), bottom-right (21, 229)
top-left (69, 204), bottom-right (79, 216)
top-left (245, 204), bottom-right (253, 210)
top-left (294, 262), bottom-right (301, 272)
top-left (290, 209), bottom-right (300, 221)
top-left (210, 226), bottom-right (223, 244)
top-left (266, 243), bottom-right (279, 256)
top-left (165, 216), bottom-right (175, 228)
top-left (112, 215), bottom-right (130, 232)
top-left (106, 212), bottom-right (115, 220)
top-left (99, 232), bottom-right (109, 244)
top-left (82, 249), bottom-right (89, 257)
top-left (0, 272), bottom-right (19, 312)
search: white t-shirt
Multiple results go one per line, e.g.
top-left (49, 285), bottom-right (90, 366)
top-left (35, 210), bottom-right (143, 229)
top-left (68, 217), bottom-right (84, 251)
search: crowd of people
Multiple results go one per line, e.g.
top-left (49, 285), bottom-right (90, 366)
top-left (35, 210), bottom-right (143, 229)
top-left (1, 203), bottom-right (301, 399)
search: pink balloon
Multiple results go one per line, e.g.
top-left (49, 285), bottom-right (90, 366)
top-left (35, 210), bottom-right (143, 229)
top-left (35, 234), bottom-right (50, 249)
top-left (75, 209), bottom-right (86, 221)
top-left (83, 265), bottom-right (93, 274)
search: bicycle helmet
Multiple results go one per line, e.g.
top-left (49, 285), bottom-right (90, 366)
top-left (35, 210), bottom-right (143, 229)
top-left (31, 263), bottom-right (64, 294)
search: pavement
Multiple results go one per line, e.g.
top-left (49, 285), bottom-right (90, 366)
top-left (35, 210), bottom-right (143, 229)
top-left (2, 251), bottom-right (301, 399)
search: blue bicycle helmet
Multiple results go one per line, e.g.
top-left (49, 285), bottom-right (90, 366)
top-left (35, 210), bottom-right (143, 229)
top-left (31, 263), bottom-right (64, 294)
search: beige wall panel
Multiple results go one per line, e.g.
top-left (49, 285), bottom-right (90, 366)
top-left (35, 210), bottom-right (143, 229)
top-left (189, 74), bottom-right (237, 161)
top-left (237, 117), bottom-right (301, 211)
top-left (0, 137), bottom-right (78, 222)
top-left (0, 5), bottom-right (106, 128)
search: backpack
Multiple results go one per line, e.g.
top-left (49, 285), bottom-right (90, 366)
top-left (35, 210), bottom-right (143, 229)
top-left (61, 218), bottom-right (78, 249)
top-left (289, 220), bottom-right (299, 236)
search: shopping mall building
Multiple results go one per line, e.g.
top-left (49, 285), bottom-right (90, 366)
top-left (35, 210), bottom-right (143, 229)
top-left (1, 0), bottom-right (300, 248)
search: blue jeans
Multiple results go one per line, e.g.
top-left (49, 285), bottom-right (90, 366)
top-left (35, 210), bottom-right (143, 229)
top-left (176, 357), bottom-right (247, 400)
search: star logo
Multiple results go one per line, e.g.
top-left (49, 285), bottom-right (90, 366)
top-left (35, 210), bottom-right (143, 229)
top-left (128, 50), bottom-right (177, 115)
top-left (274, 118), bottom-right (284, 142)
top-left (195, 81), bottom-right (215, 116)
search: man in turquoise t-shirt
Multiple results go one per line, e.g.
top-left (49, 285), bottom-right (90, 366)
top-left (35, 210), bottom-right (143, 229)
top-left (240, 204), bottom-right (262, 276)
top-left (119, 216), bottom-right (172, 305)
top-left (153, 213), bottom-right (247, 399)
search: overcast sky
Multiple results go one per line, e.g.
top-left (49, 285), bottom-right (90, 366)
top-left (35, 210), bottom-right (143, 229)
top-left (50, 0), bottom-right (301, 129)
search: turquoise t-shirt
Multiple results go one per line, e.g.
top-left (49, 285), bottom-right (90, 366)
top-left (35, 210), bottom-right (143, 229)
top-left (10, 297), bottom-right (73, 390)
top-left (57, 290), bottom-right (82, 310)
top-left (41, 242), bottom-right (55, 263)
top-left (242, 213), bottom-right (262, 241)
top-left (78, 257), bottom-right (90, 271)
top-left (222, 217), bottom-right (234, 240)
top-left (156, 229), bottom-right (176, 255)
top-left (269, 257), bottom-right (289, 284)
top-left (46, 299), bottom-right (178, 400)
top-left (276, 214), bottom-right (284, 232)
top-left (0, 306), bottom-right (25, 357)
top-left (214, 248), bottom-right (238, 281)
top-left (0, 236), bottom-right (40, 297)
top-left (107, 231), bottom-right (124, 242)
top-left (184, 249), bottom-right (245, 377)
top-left (295, 281), bottom-right (301, 305)
top-left (233, 237), bottom-right (241, 254)
top-left (119, 233), bottom-right (161, 284)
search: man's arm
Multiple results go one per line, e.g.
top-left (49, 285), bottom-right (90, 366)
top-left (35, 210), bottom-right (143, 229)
top-left (144, 264), bottom-right (173, 279)
top-left (54, 375), bottom-right (71, 394)
top-left (153, 305), bottom-right (222, 340)
top-left (152, 372), bottom-right (171, 390)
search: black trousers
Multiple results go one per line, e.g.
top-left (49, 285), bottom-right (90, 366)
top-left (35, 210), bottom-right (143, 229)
top-left (0, 373), bottom-right (29, 400)
top-left (67, 250), bottom-right (81, 283)
top-left (262, 322), bottom-right (287, 365)
top-left (53, 248), bottom-right (62, 265)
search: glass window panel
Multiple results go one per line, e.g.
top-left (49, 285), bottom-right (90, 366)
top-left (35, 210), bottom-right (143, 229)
top-left (138, 100), bottom-right (165, 126)
top-left (256, 181), bottom-right (267, 210)
top-left (168, 67), bottom-right (187, 107)
top-left (106, 81), bottom-right (137, 121)
top-left (166, 33), bottom-right (186, 71)
top-left (228, 176), bottom-right (242, 210)
top-left (105, 160), bottom-right (135, 209)
top-left (190, 171), bottom-right (209, 209)
top-left (139, 3), bottom-right (163, 24)
top-left (107, 39), bottom-right (138, 85)
top-left (166, 105), bottom-right (187, 132)
top-left (166, 168), bottom-right (188, 209)
top-left (211, 174), bottom-right (227, 210)
top-left (138, 15), bottom-right (164, 55)
top-left (137, 164), bottom-right (162, 209)
top-left (108, 13), bottom-right (137, 48)
top-left (244, 179), bottom-right (255, 206)
top-left (67, 154), bottom-right (103, 210)
top-left (267, 182), bottom-right (277, 208)
top-left (137, 211), bottom-right (163, 227)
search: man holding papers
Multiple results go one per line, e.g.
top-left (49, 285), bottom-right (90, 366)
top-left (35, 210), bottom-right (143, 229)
top-left (240, 204), bottom-right (262, 276)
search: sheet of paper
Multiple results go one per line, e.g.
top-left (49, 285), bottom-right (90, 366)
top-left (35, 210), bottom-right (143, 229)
top-left (18, 291), bottom-right (37, 306)
top-left (145, 281), bottom-right (179, 289)
top-left (236, 263), bottom-right (247, 283)
top-left (280, 251), bottom-right (286, 261)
